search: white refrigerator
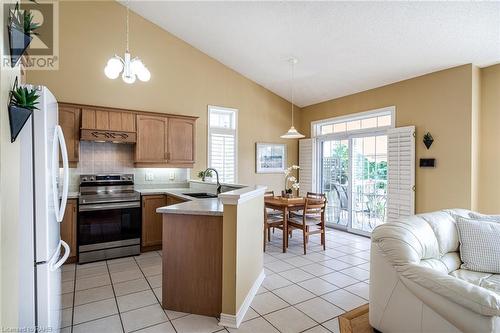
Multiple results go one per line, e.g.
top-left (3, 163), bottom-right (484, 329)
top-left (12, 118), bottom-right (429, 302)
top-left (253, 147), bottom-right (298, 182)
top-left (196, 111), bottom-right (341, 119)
top-left (18, 85), bottom-right (70, 332)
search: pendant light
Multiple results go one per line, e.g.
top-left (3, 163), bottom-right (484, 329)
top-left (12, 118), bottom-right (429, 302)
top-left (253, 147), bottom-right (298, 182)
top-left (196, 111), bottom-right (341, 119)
top-left (104, 2), bottom-right (151, 83)
top-left (281, 57), bottom-right (304, 139)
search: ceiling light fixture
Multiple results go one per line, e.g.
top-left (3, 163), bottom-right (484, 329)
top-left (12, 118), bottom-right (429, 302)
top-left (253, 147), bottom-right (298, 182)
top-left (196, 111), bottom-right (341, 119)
top-left (281, 57), bottom-right (304, 139)
top-left (104, 2), bottom-right (150, 83)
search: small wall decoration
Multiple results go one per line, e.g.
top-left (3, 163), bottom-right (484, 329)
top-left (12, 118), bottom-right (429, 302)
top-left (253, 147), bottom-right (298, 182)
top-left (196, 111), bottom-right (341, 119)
top-left (7, 2), bottom-right (40, 67)
top-left (423, 132), bottom-right (434, 149)
top-left (8, 77), bottom-right (40, 142)
top-left (256, 143), bottom-right (287, 173)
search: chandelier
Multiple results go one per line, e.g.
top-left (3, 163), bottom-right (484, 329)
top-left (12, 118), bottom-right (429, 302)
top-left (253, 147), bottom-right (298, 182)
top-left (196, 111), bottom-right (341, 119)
top-left (104, 3), bottom-right (150, 84)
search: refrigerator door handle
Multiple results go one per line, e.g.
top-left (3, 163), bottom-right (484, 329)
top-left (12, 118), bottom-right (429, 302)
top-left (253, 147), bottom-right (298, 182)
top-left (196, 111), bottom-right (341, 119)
top-left (52, 125), bottom-right (69, 223)
top-left (51, 240), bottom-right (70, 271)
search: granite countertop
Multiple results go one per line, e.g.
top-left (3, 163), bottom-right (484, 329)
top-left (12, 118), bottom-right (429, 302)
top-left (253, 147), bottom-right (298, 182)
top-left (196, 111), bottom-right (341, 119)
top-left (154, 185), bottom-right (266, 217)
top-left (137, 187), bottom-right (223, 216)
top-left (136, 187), bottom-right (214, 201)
top-left (157, 197), bottom-right (224, 216)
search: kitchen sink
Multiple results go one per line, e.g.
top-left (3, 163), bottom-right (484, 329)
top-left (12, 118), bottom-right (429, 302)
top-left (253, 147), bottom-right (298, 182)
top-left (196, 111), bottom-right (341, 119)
top-left (182, 192), bottom-right (218, 199)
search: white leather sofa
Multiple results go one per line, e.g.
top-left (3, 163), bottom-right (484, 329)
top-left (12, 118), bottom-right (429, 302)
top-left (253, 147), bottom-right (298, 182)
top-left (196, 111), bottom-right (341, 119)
top-left (370, 209), bottom-right (500, 333)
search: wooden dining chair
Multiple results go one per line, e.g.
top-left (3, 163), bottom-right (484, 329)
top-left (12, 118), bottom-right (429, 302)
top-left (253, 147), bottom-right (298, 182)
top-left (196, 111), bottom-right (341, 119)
top-left (287, 196), bottom-right (327, 255)
top-left (263, 202), bottom-right (285, 252)
top-left (290, 192), bottom-right (326, 217)
top-left (264, 191), bottom-right (282, 215)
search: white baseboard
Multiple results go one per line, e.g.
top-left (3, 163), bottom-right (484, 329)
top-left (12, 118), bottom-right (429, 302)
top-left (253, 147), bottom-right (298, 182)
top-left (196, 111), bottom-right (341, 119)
top-left (218, 269), bottom-right (265, 328)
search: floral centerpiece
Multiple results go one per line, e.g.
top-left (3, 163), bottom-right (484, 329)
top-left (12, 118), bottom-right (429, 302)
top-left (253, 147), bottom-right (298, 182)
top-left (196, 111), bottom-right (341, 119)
top-left (283, 165), bottom-right (300, 198)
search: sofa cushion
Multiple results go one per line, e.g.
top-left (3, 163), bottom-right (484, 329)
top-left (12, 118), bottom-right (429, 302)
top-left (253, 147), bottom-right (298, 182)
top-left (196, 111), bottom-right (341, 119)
top-left (451, 269), bottom-right (500, 294)
top-left (469, 212), bottom-right (500, 223)
top-left (456, 217), bottom-right (500, 274)
top-left (420, 211), bottom-right (460, 256)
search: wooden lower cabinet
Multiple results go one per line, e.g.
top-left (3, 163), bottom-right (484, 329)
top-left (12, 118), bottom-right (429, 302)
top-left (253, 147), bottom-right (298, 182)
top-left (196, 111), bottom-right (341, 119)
top-left (60, 199), bottom-right (77, 263)
top-left (141, 194), bottom-right (188, 251)
top-left (162, 213), bottom-right (223, 316)
top-left (142, 195), bottom-right (168, 249)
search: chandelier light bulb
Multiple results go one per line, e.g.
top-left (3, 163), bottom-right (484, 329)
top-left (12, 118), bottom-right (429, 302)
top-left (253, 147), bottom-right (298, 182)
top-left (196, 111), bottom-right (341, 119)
top-left (130, 58), bottom-right (143, 73)
top-left (107, 57), bottom-right (123, 73)
top-left (122, 71), bottom-right (136, 84)
top-left (137, 66), bottom-right (151, 82)
top-left (104, 64), bottom-right (120, 79)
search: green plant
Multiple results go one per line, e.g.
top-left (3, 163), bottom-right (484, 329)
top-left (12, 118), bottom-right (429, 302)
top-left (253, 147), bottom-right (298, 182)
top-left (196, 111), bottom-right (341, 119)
top-left (9, 3), bottom-right (41, 36)
top-left (197, 170), bottom-right (213, 179)
top-left (11, 86), bottom-right (40, 111)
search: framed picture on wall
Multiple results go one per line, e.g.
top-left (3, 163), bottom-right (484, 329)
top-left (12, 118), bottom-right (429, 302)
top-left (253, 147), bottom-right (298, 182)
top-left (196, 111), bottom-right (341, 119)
top-left (256, 143), bottom-right (287, 173)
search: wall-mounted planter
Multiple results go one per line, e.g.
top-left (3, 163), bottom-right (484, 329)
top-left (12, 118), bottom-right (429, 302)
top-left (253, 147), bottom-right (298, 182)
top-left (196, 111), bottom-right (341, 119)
top-left (8, 104), bottom-right (33, 143)
top-left (423, 132), bottom-right (434, 149)
top-left (8, 25), bottom-right (33, 67)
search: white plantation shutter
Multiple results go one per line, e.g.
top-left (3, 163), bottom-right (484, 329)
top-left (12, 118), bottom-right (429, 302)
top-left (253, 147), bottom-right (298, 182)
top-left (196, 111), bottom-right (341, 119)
top-left (387, 126), bottom-right (415, 220)
top-left (299, 138), bottom-right (316, 197)
top-left (208, 106), bottom-right (238, 183)
top-left (210, 133), bottom-right (235, 183)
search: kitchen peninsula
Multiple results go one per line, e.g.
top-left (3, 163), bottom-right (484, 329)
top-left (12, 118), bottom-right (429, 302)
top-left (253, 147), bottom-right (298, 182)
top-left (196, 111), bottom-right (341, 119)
top-left (157, 183), bottom-right (266, 329)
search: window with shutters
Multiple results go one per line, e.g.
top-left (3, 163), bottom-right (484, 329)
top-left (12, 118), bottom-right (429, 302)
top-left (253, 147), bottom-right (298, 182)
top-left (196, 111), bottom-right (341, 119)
top-left (208, 106), bottom-right (238, 183)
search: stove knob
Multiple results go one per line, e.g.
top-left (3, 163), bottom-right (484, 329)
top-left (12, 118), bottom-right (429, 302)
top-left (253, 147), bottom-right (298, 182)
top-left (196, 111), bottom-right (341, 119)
top-left (82, 177), bottom-right (87, 182)
top-left (90, 176), bottom-right (95, 181)
top-left (128, 176), bottom-right (132, 180)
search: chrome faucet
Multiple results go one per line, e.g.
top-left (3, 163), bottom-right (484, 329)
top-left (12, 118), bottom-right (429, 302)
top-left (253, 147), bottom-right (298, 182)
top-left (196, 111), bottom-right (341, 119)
top-left (202, 168), bottom-right (222, 194)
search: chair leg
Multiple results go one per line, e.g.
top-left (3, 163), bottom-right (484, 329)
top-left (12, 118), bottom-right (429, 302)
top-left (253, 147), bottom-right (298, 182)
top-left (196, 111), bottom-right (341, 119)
top-left (268, 227), bottom-right (271, 242)
top-left (302, 230), bottom-right (307, 255)
top-left (321, 224), bottom-right (326, 250)
top-left (263, 226), bottom-right (266, 252)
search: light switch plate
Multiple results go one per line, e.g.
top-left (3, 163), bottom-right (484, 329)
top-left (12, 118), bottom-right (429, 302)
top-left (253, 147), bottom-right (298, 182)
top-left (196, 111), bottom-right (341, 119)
top-left (145, 172), bottom-right (154, 181)
top-left (169, 172), bottom-right (175, 181)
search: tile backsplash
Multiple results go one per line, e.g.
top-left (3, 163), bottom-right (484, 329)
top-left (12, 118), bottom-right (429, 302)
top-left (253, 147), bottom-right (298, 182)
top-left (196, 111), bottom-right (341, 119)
top-left (66, 141), bottom-right (189, 190)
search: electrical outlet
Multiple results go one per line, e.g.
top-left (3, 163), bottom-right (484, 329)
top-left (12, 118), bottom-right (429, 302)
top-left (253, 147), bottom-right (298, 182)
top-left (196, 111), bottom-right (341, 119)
top-left (145, 172), bottom-right (154, 181)
top-left (169, 171), bottom-right (175, 181)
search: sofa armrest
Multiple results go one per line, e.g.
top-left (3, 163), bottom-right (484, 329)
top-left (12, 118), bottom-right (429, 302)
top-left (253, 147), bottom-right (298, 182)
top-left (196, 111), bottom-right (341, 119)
top-left (399, 264), bottom-right (500, 316)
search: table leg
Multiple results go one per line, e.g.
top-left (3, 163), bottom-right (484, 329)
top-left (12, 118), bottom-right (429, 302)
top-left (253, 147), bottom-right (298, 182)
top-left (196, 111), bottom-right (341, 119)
top-left (283, 207), bottom-right (288, 253)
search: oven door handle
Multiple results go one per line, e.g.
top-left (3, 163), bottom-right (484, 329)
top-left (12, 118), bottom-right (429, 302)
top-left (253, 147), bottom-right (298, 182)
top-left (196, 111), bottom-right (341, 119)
top-left (79, 202), bottom-right (141, 212)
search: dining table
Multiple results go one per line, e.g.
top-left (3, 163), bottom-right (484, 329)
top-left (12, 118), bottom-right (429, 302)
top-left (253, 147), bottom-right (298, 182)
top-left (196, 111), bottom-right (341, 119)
top-left (264, 196), bottom-right (306, 253)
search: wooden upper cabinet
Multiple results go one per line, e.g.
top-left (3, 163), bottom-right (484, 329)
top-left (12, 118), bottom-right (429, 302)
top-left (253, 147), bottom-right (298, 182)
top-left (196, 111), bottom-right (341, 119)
top-left (121, 112), bottom-right (136, 132)
top-left (135, 115), bottom-right (168, 163)
top-left (108, 111), bottom-right (121, 131)
top-left (81, 108), bottom-right (96, 129)
top-left (95, 110), bottom-right (109, 130)
top-left (61, 102), bottom-right (196, 167)
top-left (81, 108), bottom-right (136, 132)
top-left (168, 117), bottom-right (196, 164)
top-left (58, 106), bottom-right (81, 167)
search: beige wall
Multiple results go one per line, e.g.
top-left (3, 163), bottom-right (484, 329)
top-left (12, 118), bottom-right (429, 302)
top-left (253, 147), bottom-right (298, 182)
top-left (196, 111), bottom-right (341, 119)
top-left (300, 65), bottom-right (475, 213)
top-left (235, 197), bottom-right (263, 310)
top-left (1, 2), bottom-right (22, 327)
top-left (26, 1), bottom-right (299, 192)
top-left (478, 64), bottom-right (500, 213)
top-left (221, 196), bottom-right (264, 316)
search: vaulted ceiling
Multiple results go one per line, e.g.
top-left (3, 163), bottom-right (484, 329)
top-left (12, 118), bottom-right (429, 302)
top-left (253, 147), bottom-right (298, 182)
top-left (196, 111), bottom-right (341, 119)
top-left (127, 1), bottom-right (500, 107)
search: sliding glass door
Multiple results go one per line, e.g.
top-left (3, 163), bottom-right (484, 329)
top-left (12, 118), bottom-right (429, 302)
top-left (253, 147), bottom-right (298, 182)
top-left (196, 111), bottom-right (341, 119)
top-left (321, 139), bottom-right (349, 227)
top-left (350, 135), bottom-right (387, 234)
top-left (319, 133), bottom-right (388, 235)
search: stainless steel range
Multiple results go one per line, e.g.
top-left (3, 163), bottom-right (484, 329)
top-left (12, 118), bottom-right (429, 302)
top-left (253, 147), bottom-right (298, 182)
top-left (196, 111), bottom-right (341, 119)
top-left (78, 174), bottom-right (141, 263)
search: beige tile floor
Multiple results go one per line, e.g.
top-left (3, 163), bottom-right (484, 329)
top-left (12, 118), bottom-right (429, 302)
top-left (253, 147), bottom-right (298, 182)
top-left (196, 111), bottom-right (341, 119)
top-left (61, 228), bottom-right (370, 333)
